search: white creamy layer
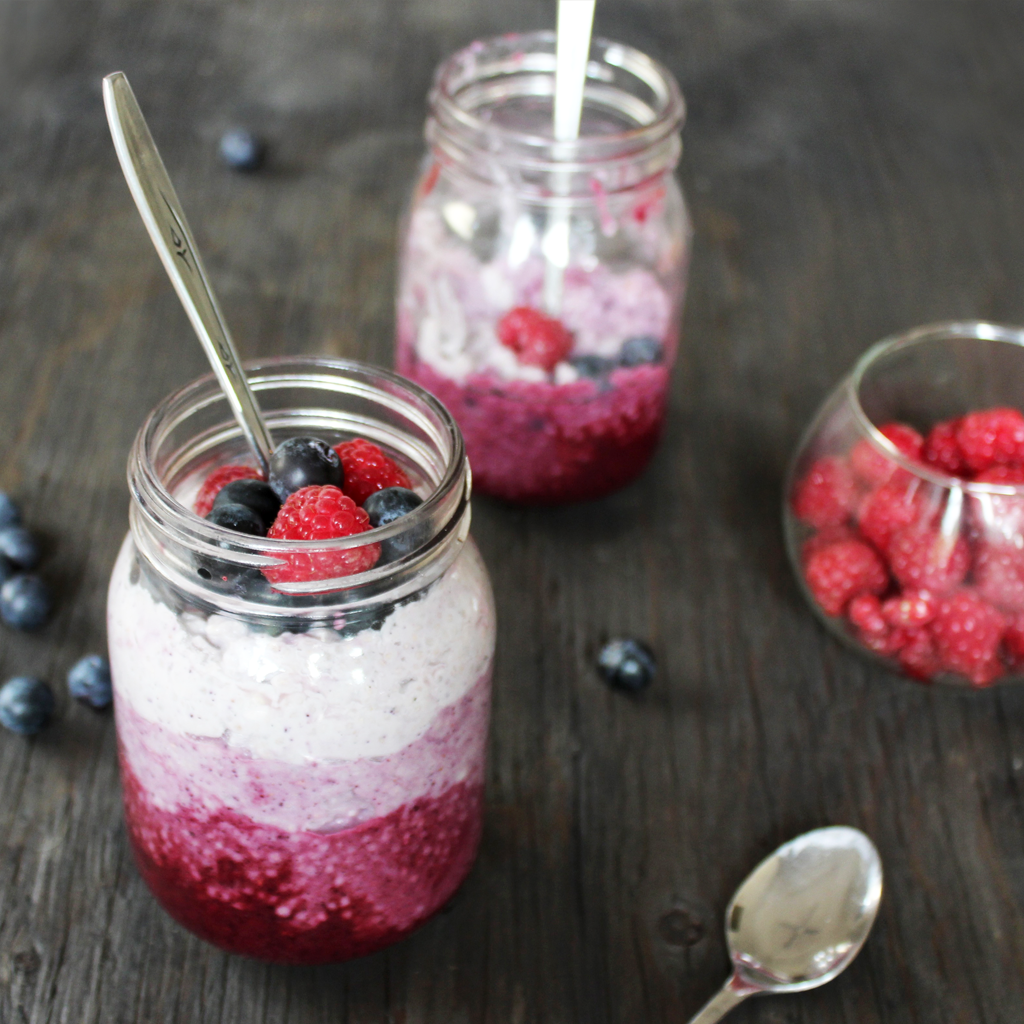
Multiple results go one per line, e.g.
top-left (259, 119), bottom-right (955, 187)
top-left (107, 534), bottom-right (495, 764)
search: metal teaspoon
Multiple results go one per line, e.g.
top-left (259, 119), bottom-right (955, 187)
top-left (685, 826), bottom-right (883, 1024)
top-left (102, 71), bottom-right (274, 477)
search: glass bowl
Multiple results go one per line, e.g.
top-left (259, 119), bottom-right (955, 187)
top-left (784, 321), bottom-right (1024, 687)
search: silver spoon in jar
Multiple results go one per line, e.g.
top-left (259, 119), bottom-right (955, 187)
top-left (102, 71), bottom-right (274, 477)
top-left (685, 826), bottom-right (882, 1024)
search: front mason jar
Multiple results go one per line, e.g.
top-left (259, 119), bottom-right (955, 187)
top-left (396, 31), bottom-right (691, 504)
top-left (107, 358), bottom-right (496, 964)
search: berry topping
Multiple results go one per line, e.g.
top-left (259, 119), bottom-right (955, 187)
top-left (0, 574), bottom-right (52, 631)
top-left (333, 439), bottom-right (412, 507)
top-left (212, 479), bottom-right (281, 529)
top-left (597, 638), bottom-right (656, 692)
top-left (791, 456), bottom-right (858, 530)
top-left (219, 129), bottom-right (266, 172)
top-left (856, 477), bottom-right (929, 551)
top-left (849, 422), bottom-right (924, 487)
top-left (0, 525), bottom-right (39, 570)
top-left (0, 676), bottom-right (55, 735)
top-left (930, 590), bottom-right (1006, 686)
top-left (922, 418), bottom-right (967, 477)
top-left (496, 306), bottom-right (574, 371)
top-left (266, 485), bottom-right (379, 584)
top-left (269, 437), bottom-right (342, 502)
top-left (0, 492), bottom-right (20, 529)
top-left (363, 486), bottom-right (426, 564)
top-left (804, 537), bottom-right (888, 617)
top-left (67, 654), bottom-right (112, 710)
top-left (887, 526), bottom-right (970, 594)
top-left (569, 354), bottom-right (615, 379)
top-left (619, 335), bottom-right (663, 366)
top-left (195, 465), bottom-right (261, 518)
top-left (881, 589), bottom-right (938, 628)
top-left (956, 407), bottom-right (1024, 473)
top-left (206, 502), bottom-right (267, 537)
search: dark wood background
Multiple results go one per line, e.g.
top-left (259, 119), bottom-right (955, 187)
top-left (2, 1), bottom-right (1023, 1021)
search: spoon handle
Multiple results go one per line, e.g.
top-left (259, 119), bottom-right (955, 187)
top-left (684, 974), bottom-right (755, 1024)
top-left (102, 71), bottom-right (274, 477)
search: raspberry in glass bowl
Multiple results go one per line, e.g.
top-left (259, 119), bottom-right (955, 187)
top-left (784, 321), bottom-right (1024, 687)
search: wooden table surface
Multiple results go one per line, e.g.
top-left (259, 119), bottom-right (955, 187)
top-left (2, 1), bottom-right (1024, 1021)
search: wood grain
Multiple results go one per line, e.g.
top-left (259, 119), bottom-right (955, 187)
top-left (1, 1), bottom-right (1024, 1021)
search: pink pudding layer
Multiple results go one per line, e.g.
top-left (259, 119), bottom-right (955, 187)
top-left (118, 674), bottom-right (490, 964)
top-left (397, 339), bottom-right (670, 504)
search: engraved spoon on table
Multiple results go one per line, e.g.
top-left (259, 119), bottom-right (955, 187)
top-left (685, 826), bottom-right (883, 1024)
top-left (102, 71), bottom-right (274, 477)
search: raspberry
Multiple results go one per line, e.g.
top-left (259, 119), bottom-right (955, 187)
top-left (881, 589), bottom-right (938, 628)
top-left (804, 537), bottom-right (888, 617)
top-left (194, 465), bottom-right (262, 518)
top-left (975, 463), bottom-right (1024, 485)
top-left (848, 594), bottom-right (895, 652)
top-left (930, 590), bottom-right (1006, 686)
top-left (897, 627), bottom-right (941, 681)
top-left (849, 422), bottom-right (924, 487)
top-left (922, 418), bottom-right (967, 477)
top-left (792, 457), bottom-right (858, 530)
top-left (333, 439), bottom-right (412, 507)
top-left (801, 526), bottom-right (854, 562)
top-left (887, 526), bottom-right (970, 595)
top-left (856, 478), bottom-right (929, 552)
top-left (974, 542), bottom-right (1024, 612)
top-left (956, 407), bottom-right (1024, 473)
top-left (496, 306), bottom-right (574, 371)
top-left (266, 485), bottom-right (379, 584)
top-left (970, 464), bottom-right (1024, 545)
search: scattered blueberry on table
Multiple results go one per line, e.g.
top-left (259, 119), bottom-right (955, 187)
top-left (219, 129), bottom-right (266, 172)
top-left (0, 574), bottom-right (51, 631)
top-left (597, 638), bottom-right (656, 692)
top-left (67, 655), bottom-right (113, 710)
top-left (0, 676), bottom-right (55, 735)
top-left (0, 524), bottom-right (39, 569)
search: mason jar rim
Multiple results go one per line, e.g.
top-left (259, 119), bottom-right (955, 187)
top-left (847, 320), bottom-right (1024, 495)
top-left (429, 30), bottom-right (685, 168)
top-left (129, 356), bottom-right (470, 599)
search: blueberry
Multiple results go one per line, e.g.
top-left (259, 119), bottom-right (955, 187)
top-left (619, 335), bottom-right (663, 367)
top-left (363, 486), bottom-right (427, 563)
top-left (67, 655), bottom-right (113, 710)
top-left (213, 479), bottom-right (280, 529)
top-left (0, 526), bottom-right (39, 569)
top-left (570, 354), bottom-right (615, 378)
top-left (0, 493), bottom-right (20, 529)
top-left (0, 575), bottom-right (52, 630)
top-left (333, 603), bottom-right (393, 639)
top-left (219, 129), bottom-right (266, 172)
top-left (206, 501), bottom-right (267, 537)
top-left (0, 676), bottom-right (55, 735)
top-left (597, 638), bottom-right (656, 692)
top-left (0, 556), bottom-right (14, 586)
top-left (268, 437), bottom-right (342, 501)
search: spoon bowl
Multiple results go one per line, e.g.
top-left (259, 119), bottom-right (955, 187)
top-left (687, 826), bottom-right (882, 1024)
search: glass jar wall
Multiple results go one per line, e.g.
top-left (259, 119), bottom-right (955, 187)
top-left (396, 32), bottom-right (691, 504)
top-left (107, 358), bottom-right (496, 963)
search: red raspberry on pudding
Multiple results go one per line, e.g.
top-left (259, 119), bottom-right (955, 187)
top-left (887, 525), bottom-right (970, 595)
top-left (930, 590), bottom-right (1006, 686)
top-left (955, 407), bottom-right (1024, 473)
top-left (849, 422), bottom-right (924, 488)
top-left (334, 439), bottom-right (412, 507)
top-left (266, 485), bottom-right (380, 584)
top-left (195, 465), bottom-right (262, 518)
top-left (496, 306), bottom-right (574, 371)
top-left (804, 537), bottom-right (888, 617)
top-left (922, 418), bottom-right (967, 477)
top-left (792, 456), bottom-right (858, 530)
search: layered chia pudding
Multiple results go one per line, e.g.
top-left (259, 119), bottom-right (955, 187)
top-left (108, 358), bottom-right (495, 963)
top-left (395, 32), bottom-right (691, 504)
